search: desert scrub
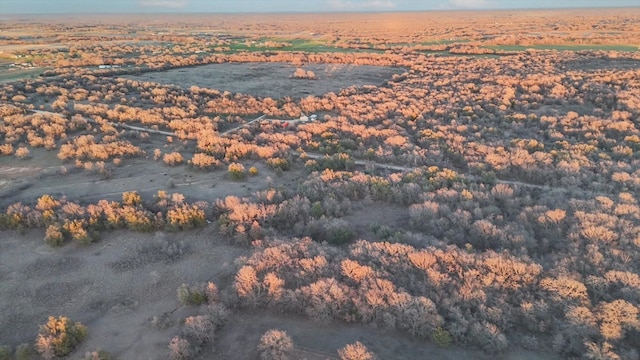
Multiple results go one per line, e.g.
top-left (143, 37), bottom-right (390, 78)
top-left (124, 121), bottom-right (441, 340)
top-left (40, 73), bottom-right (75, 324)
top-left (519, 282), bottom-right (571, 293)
top-left (109, 238), bottom-right (187, 272)
top-left (15, 147), bottom-right (30, 159)
top-left (35, 316), bottom-right (87, 359)
top-left (189, 153), bottom-right (221, 170)
top-left (62, 219), bottom-right (93, 245)
top-left (45, 224), bottom-right (65, 247)
top-left (168, 336), bottom-right (192, 360)
top-left (177, 283), bottom-right (208, 306)
top-left (228, 162), bottom-right (246, 180)
top-left (266, 157), bottom-right (290, 171)
top-left (166, 203), bottom-right (206, 230)
top-left (0, 346), bottom-right (11, 360)
top-left (182, 315), bottom-right (216, 346)
top-left (432, 327), bottom-right (453, 348)
top-left (306, 217), bottom-right (355, 245)
top-left (151, 312), bottom-right (173, 329)
top-left (122, 191), bottom-right (142, 206)
top-left (338, 341), bottom-right (376, 360)
top-left (249, 166), bottom-right (259, 175)
top-left (15, 343), bottom-right (33, 360)
top-left (0, 144), bottom-right (13, 156)
top-left (163, 152), bottom-right (184, 166)
top-left (83, 349), bottom-right (112, 360)
top-left (258, 329), bottom-right (293, 360)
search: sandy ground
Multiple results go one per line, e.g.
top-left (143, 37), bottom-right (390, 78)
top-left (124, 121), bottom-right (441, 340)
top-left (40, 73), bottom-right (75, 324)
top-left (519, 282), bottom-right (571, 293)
top-left (122, 62), bottom-right (405, 99)
top-left (0, 225), bottom-right (561, 360)
top-left (215, 311), bottom-right (560, 360)
top-left (0, 227), bottom-right (246, 358)
top-left (0, 142), bottom-right (301, 209)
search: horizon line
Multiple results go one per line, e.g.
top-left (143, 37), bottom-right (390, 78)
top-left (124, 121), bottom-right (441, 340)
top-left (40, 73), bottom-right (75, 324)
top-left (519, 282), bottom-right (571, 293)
top-left (1, 6), bottom-right (639, 16)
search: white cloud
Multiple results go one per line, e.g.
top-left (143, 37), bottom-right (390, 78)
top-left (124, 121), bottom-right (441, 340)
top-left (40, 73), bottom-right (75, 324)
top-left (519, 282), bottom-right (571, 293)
top-left (327, 0), bottom-right (397, 10)
top-left (138, 0), bottom-right (188, 8)
top-left (448, 0), bottom-right (493, 8)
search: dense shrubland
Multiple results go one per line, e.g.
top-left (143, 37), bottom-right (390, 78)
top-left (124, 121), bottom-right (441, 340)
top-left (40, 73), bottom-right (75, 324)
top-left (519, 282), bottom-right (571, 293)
top-left (1, 10), bottom-right (640, 360)
top-left (3, 50), bottom-right (639, 195)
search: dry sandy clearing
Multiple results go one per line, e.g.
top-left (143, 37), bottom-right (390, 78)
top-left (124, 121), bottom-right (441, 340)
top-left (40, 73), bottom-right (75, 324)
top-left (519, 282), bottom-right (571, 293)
top-left (123, 62), bottom-right (405, 98)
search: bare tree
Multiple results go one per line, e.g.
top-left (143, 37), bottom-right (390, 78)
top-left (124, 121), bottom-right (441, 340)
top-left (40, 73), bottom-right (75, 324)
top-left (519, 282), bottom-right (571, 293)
top-left (257, 329), bottom-right (294, 360)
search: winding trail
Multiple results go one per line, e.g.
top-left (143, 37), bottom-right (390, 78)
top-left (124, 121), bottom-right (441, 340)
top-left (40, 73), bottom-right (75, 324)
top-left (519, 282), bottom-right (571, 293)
top-left (299, 151), bottom-right (550, 190)
top-left (29, 109), bottom-right (549, 190)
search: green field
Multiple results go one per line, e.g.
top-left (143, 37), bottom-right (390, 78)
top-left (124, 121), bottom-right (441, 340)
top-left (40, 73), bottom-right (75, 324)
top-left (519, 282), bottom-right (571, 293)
top-left (0, 67), bottom-right (46, 83)
top-left (485, 44), bottom-right (639, 52)
top-left (227, 38), bottom-right (384, 54)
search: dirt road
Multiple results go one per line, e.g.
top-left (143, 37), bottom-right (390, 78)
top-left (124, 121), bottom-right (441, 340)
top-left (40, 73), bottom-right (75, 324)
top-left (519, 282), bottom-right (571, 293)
top-left (29, 110), bottom-right (549, 190)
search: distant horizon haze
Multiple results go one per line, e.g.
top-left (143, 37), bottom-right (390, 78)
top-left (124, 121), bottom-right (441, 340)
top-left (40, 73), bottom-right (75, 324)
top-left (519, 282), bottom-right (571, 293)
top-left (1, 0), bottom-right (638, 14)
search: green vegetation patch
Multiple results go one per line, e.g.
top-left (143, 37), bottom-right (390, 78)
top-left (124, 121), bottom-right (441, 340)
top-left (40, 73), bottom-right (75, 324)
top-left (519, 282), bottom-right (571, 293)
top-left (227, 38), bottom-right (382, 54)
top-left (485, 44), bottom-right (639, 52)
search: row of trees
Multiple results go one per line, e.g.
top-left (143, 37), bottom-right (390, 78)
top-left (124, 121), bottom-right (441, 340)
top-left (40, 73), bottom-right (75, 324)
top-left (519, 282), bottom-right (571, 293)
top-left (0, 191), bottom-right (207, 245)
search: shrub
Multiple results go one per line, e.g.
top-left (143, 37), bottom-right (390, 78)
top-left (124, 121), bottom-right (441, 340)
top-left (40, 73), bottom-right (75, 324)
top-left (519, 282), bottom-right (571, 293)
top-left (235, 265), bottom-right (259, 301)
top-left (122, 191), bottom-right (142, 206)
top-left (249, 166), bottom-right (259, 176)
top-left (266, 158), bottom-right (290, 171)
top-left (183, 315), bottom-right (215, 345)
top-left (151, 312), bottom-right (172, 329)
top-left (83, 349), bottom-right (112, 360)
top-left (228, 162), bottom-right (246, 180)
top-left (293, 68), bottom-right (316, 79)
top-left (338, 342), bottom-right (376, 360)
top-left (15, 147), bottom-right (30, 159)
top-left (306, 217), bottom-right (355, 245)
top-left (205, 282), bottom-right (219, 304)
top-left (15, 343), bottom-right (32, 360)
top-left (168, 336), bottom-right (192, 360)
top-left (258, 329), bottom-right (293, 360)
top-left (62, 219), bottom-right (92, 245)
top-left (37, 194), bottom-right (60, 212)
top-left (432, 327), bottom-right (453, 348)
top-left (45, 224), bottom-right (65, 247)
top-left (166, 204), bottom-right (206, 230)
top-left (189, 153), bottom-right (221, 170)
top-left (177, 283), bottom-right (208, 306)
top-left (206, 303), bottom-right (230, 328)
top-left (35, 316), bottom-right (88, 359)
top-left (0, 346), bottom-right (11, 360)
top-left (0, 144), bottom-right (13, 156)
top-left (163, 152), bottom-right (184, 166)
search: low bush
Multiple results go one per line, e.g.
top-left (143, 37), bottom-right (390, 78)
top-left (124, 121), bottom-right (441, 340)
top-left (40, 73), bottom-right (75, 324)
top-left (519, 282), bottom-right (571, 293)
top-left (35, 316), bottom-right (87, 359)
top-left (338, 341), bottom-right (376, 360)
top-left (168, 336), bottom-right (192, 360)
top-left (189, 153), bottom-right (221, 170)
top-left (306, 217), bottom-right (355, 245)
top-left (163, 152), bottom-right (184, 166)
top-left (257, 329), bottom-right (293, 360)
top-left (15, 147), bottom-right (30, 159)
top-left (0, 346), bottom-right (11, 360)
top-left (177, 283), bottom-right (208, 306)
top-left (432, 327), bottom-right (453, 348)
top-left (228, 162), bottom-right (246, 180)
top-left (44, 224), bottom-right (65, 247)
top-left (15, 343), bottom-right (32, 360)
top-left (266, 157), bottom-right (290, 171)
top-left (83, 349), bottom-right (112, 360)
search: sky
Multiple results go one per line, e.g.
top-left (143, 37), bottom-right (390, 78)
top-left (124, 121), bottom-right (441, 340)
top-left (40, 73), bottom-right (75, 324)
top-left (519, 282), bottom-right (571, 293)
top-left (0, 0), bottom-right (638, 14)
